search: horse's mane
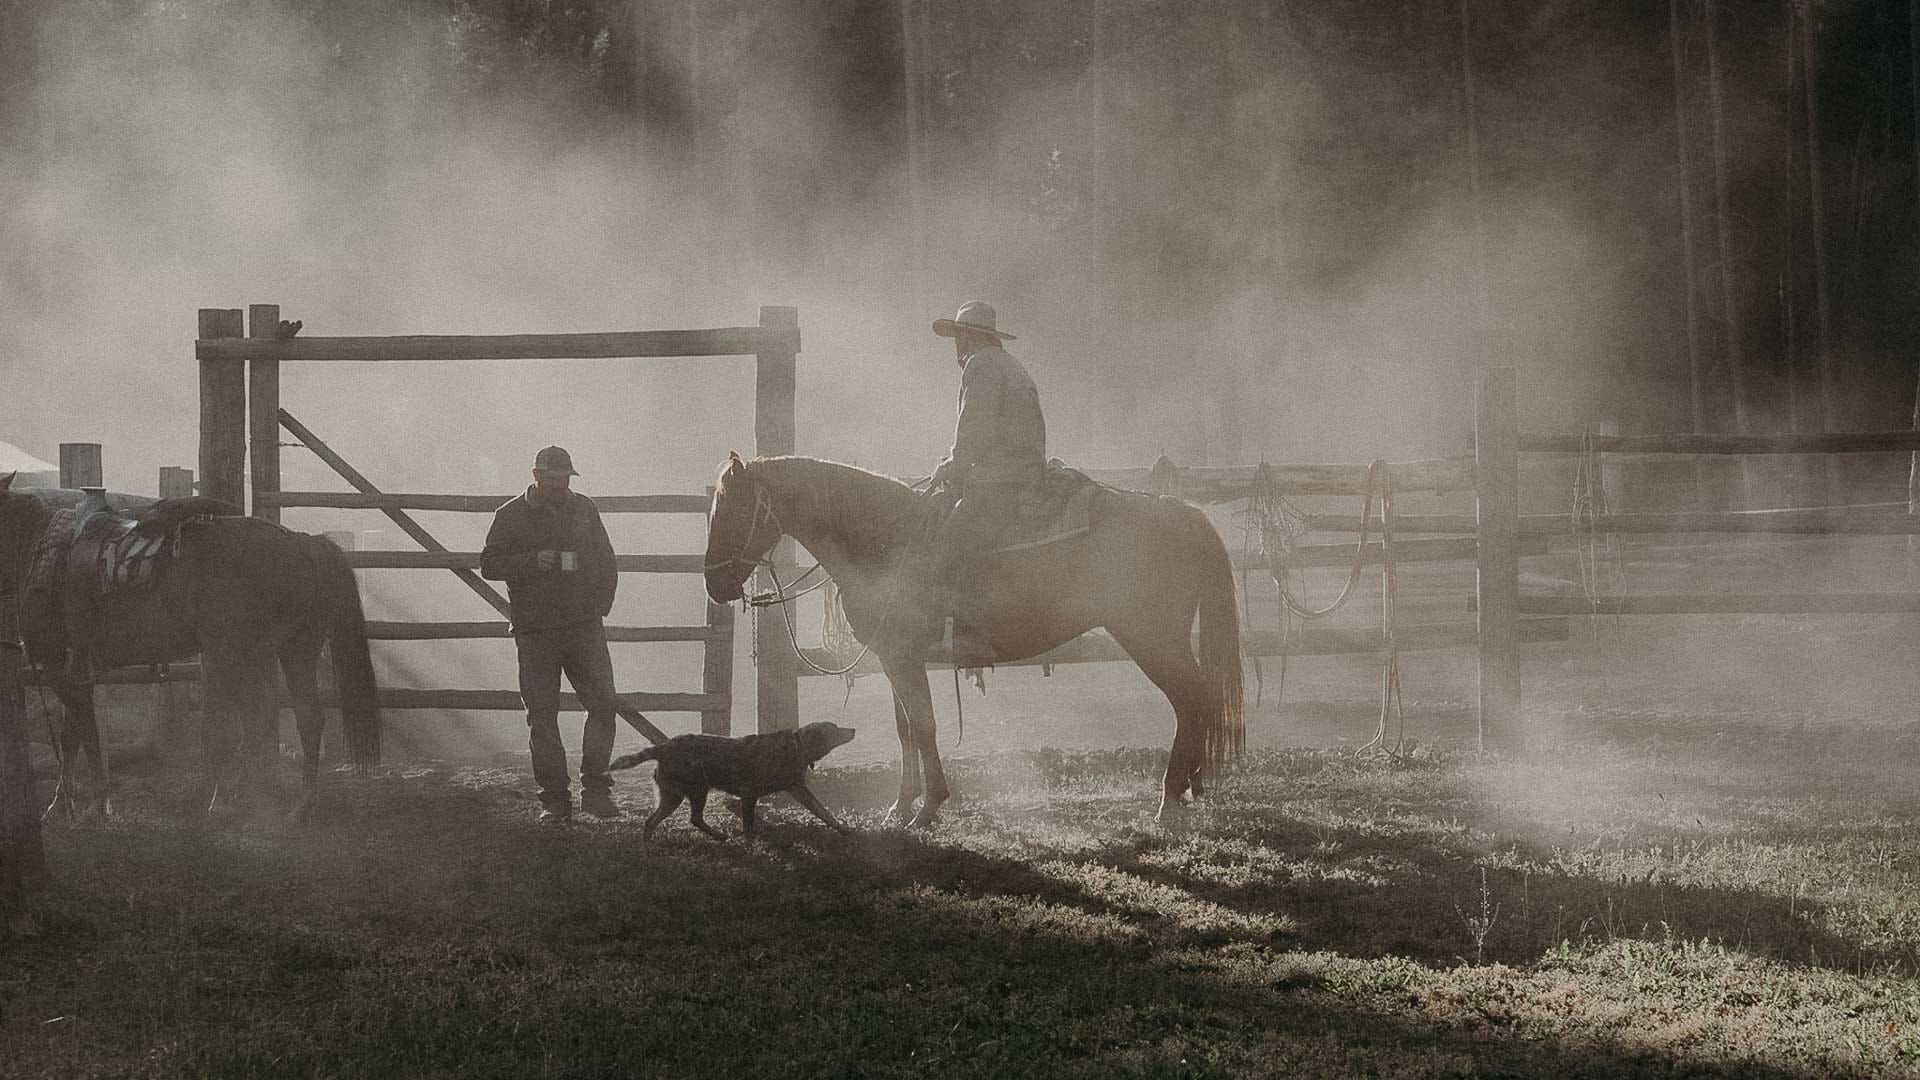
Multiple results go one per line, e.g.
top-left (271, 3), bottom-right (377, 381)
top-left (745, 456), bottom-right (925, 558)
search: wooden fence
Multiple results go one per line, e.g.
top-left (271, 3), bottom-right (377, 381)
top-left (795, 366), bottom-right (1920, 751)
top-left (796, 378), bottom-right (1572, 744)
top-left (195, 303), bottom-right (804, 738)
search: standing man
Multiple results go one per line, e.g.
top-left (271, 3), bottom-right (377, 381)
top-left (481, 446), bottom-right (622, 823)
top-left (929, 301), bottom-right (1047, 667)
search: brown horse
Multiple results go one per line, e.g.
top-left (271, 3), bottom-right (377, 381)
top-left (0, 474), bottom-right (380, 820)
top-left (703, 454), bottom-right (1244, 826)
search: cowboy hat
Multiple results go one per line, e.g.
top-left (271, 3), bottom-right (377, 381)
top-left (932, 300), bottom-right (1016, 342)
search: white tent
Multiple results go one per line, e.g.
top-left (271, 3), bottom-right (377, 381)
top-left (0, 441), bottom-right (59, 488)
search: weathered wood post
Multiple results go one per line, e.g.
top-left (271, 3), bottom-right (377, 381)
top-left (0, 597), bottom-right (47, 937)
top-left (1475, 366), bottom-right (1520, 751)
top-left (156, 467), bottom-right (198, 752)
top-left (198, 309), bottom-right (247, 512)
top-left (247, 304), bottom-right (281, 524)
top-left (703, 599), bottom-right (735, 737)
top-left (158, 466), bottom-right (195, 498)
top-left (58, 443), bottom-right (102, 489)
top-left (701, 485), bottom-right (734, 737)
top-left (755, 305), bottom-right (800, 734)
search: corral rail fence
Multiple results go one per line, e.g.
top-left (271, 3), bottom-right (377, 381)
top-left (800, 367), bottom-right (1920, 750)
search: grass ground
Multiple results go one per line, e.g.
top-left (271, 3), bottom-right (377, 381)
top-left (5, 615), bottom-right (1920, 1078)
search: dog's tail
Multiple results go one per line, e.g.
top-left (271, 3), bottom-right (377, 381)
top-left (608, 745), bottom-right (667, 772)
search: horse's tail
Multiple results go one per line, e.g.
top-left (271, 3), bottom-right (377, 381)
top-left (317, 538), bottom-right (381, 772)
top-left (1191, 508), bottom-right (1246, 775)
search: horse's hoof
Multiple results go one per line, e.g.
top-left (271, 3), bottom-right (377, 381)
top-left (882, 802), bottom-right (917, 828)
top-left (908, 808), bottom-right (941, 830)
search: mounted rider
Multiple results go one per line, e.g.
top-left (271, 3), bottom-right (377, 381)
top-left (928, 300), bottom-right (1046, 667)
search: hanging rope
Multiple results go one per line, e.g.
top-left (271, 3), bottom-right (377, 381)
top-left (1255, 460), bottom-right (1408, 760)
top-left (1571, 427), bottom-right (1627, 629)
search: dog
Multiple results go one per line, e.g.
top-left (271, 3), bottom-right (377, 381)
top-left (607, 721), bottom-right (857, 840)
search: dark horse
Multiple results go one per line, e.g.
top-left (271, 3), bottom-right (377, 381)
top-left (703, 454), bottom-right (1244, 827)
top-left (0, 473), bottom-right (380, 819)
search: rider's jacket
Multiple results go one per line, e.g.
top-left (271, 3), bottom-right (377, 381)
top-left (945, 344), bottom-right (1045, 486)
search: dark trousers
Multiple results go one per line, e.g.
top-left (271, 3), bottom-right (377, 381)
top-left (515, 618), bottom-right (619, 809)
top-left (935, 481), bottom-right (1027, 628)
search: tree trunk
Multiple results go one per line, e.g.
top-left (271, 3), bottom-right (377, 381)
top-left (1705, 0), bottom-right (1754, 505)
top-left (1908, 0), bottom-right (1920, 558)
top-left (1460, 0), bottom-right (1495, 366)
top-left (1799, 1), bottom-right (1840, 501)
top-left (901, 0), bottom-right (927, 314)
top-left (1670, 0), bottom-right (1710, 500)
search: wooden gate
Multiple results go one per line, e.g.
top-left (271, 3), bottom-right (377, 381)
top-left (194, 303), bottom-right (804, 739)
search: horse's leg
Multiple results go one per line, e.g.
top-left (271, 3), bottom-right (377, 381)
top-left (203, 653), bottom-right (247, 819)
top-left (882, 658), bottom-right (948, 829)
top-left (244, 660), bottom-right (289, 814)
top-left (40, 679), bottom-right (90, 822)
top-left (1108, 623), bottom-right (1210, 822)
top-left (69, 683), bottom-right (111, 820)
top-left (279, 645), bottom-right (325, 823)
top-left (883, 682), bottom-right (922, 825)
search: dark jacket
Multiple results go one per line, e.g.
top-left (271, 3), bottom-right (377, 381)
top-left (480, 487), bottom-right (617, 632)
top-left (946, 343), bottom-right (1046, 485)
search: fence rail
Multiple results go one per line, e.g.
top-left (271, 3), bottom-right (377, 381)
top-left (342, 551), bottom-right (705, 573)
top-left (363, 621), bottom-right (721, 642)
top-left (1081, 456), bottom-right (1476, 501)
top-left (797, 617), bottom-right (1569, 678)
top-left (263, 491), bottom-right (709, 514)
top-left (1520, 429), bottom-right (1920, 455)
top-left (195, 327), bottom-right (794, 363)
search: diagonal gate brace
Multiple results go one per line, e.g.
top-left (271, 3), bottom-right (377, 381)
top-left (277, 408), bottom-right (668, 745)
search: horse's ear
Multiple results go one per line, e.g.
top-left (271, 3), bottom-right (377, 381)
top-left (0, 471), bottom-right (14, 494)
top-left (725, 452), bottom-right (745, 473)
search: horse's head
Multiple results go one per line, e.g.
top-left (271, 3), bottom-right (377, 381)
top-left (704, 453), bottom-right (782, 603)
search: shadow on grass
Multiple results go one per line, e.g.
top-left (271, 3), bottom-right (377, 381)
top-left (3, 755), bottom-right (1898, 1078)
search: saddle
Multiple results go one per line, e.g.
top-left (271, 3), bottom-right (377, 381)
top-left (58, 496), bottom-right (230, 682)
top-left (987, 461), bottom-right (1103, 554)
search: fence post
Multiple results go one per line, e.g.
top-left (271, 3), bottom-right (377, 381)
top-left (1475, 366), bottom-right (1520, 751)
top-left (701, 484), bottom-right (734, 736)
top-left (198, 308), bottom-right (246, 512)
top-left (703, 598), bottom-right (735, 737)
top-left (247, 304), bottom-right (281, 524)
top-left (754, 305), bottom-right (801, 734)
top-left (158, 467), bottom-right (195, 498)
top-left (58, 444), bottom-right (102, 489)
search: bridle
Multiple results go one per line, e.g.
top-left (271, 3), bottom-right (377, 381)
top-left (702, 478), bottom-right (783, 579)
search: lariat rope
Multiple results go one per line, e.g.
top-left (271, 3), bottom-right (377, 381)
top-left (1255, 460), bottom-right (1408, 759)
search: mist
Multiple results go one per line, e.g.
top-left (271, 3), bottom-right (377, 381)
top-left (5, 1), bottom-right (1919, 767)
